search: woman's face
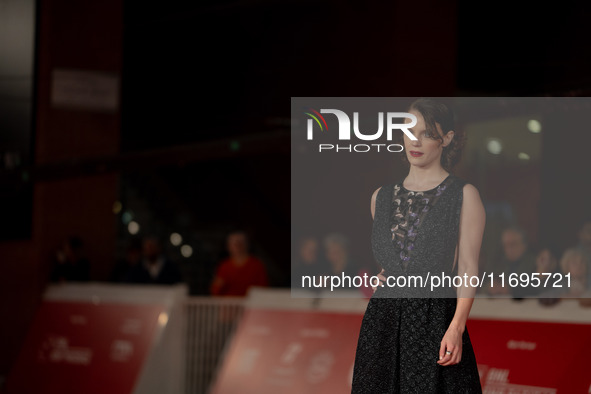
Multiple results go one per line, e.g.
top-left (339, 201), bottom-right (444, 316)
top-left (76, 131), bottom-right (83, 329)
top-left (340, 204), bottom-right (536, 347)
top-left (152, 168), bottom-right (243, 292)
top-left (403, 110), bottom-right (453, 169)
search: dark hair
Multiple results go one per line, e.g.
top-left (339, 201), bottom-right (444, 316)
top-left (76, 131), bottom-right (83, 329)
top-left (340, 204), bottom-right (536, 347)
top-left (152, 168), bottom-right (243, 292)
top-left (501, 225), bottom-right (528, 246)
top-left (399, 98), bottom-right (465, 171)
top-left (536, 246), bottom-right (559, 261)
top-left (297, 235), bottom-right (318, 248)
top-left (228, 229), bottom-right (249, 242)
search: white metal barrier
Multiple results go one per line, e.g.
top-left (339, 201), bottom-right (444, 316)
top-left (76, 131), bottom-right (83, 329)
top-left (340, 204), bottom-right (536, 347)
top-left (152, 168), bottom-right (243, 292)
top-left (183, 287), bottom-right (369, 394)
top-left (184, 296), bottom-right (245, 394)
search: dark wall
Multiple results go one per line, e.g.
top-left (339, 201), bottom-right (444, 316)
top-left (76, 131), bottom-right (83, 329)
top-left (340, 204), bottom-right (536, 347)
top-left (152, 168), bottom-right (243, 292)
top-left (0, 0), bottom-right (122, 377)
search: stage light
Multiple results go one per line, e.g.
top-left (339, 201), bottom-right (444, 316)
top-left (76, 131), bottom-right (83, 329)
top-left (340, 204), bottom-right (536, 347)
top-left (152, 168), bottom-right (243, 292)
top-left (170, 232), bottom-right (182, 246)
top-left (122, 211), bottom-right (133, 224)
top-left (527, 119), bottom-right (541, 133)
top-left (180, 244), bottom-right (193, 258)
top-left (518, 152), bottom-right (530, 160)
top-left (128, 221), bottom-right (140, 234)
top-left (487, 139), bottom-right (502, 155)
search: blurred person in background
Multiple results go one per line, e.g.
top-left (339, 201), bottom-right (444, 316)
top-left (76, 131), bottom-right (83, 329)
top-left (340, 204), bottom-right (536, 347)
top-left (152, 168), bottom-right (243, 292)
top-left (536, 247), bottom-right (559, 275)
top-left (125, 235), bottom-right (182, 284)
top-left (50, 236), bottom-right (90, 283)
top-left (523, 247), bottom-right (560, 297)
top-left (487, 226), bottom-right (536, 298)
top-left (110, 237), bottom-right (142, 282)
top-left (536, 247), bottom-right (561, 280)
top-left (577, 220), bottom-right (591, 253)
top-left (559, 247), bottom-right (589, 297)
top-left (291, 235), bottom-right (328, 290)
top-left (575, 219), bottom-right (591, 286)
top-left (210, 230), bottom-right (268, 296)
top-left (323, 232), bottom-right (367, 291)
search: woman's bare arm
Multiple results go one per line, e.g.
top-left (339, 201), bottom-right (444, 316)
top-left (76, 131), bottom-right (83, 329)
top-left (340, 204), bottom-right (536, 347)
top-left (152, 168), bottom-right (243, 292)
top-left (371, 187), bottom-right (381, 220)
top-left (450, 183), bottom-right (486, 332)
top-left (438, 183), bottom-right (485, 366)
top-left (371, 187), bottom-right (384, 292)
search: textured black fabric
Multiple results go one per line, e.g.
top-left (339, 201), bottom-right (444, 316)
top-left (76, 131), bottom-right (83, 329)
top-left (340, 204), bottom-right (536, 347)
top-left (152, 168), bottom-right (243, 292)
top-left (352, 174), bottom-right (482, 393)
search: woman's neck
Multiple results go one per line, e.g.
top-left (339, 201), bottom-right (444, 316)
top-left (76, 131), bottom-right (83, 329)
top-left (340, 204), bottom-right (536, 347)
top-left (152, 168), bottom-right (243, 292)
top-left (405, 165), bottom-right (449, 186)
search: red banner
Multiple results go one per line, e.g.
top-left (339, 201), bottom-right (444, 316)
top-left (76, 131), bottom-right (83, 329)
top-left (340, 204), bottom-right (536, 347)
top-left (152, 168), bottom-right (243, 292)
top-left (211, 308), bottom-right (591, 393)
top-left (5, 301), bottom-right (165, 394)
top-left (210, 308), bottom-right (362, 394)
top-left (469, 318), bottom-right (591, 393)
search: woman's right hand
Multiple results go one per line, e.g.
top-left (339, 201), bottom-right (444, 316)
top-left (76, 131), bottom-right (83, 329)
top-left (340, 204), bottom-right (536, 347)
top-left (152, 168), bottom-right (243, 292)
top-left (372, 268), bottom-right (387, 293)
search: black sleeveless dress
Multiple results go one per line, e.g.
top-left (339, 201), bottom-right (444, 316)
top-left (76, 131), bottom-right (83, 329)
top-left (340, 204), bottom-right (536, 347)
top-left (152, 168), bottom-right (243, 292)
top-left (351, 174), bottom-right (482, 393)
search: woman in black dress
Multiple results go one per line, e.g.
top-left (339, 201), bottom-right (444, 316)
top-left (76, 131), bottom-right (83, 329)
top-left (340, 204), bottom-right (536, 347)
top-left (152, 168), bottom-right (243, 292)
top-left (351, 98), bottom-right (485, 393)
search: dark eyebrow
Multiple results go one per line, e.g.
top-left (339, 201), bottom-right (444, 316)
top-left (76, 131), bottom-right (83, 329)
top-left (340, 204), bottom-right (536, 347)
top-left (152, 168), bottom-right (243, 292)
top-left (409, 127), bottom-right (427, 133)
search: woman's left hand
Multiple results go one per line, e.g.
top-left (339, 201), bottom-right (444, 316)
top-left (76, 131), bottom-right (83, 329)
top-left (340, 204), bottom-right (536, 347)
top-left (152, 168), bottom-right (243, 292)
top-left (437, 326), bottom-right (463, 366)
